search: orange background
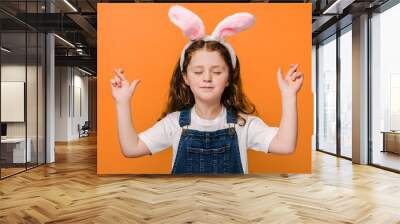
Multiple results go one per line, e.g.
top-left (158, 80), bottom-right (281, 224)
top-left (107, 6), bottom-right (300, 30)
top-left (97, 3), bottom-right (312, 174)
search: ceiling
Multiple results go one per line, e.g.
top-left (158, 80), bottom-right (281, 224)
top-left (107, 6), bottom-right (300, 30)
top-left (0, 0), bottom-right (392, 75)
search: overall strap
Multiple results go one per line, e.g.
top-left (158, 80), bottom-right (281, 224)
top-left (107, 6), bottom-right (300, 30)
top-left (179, 108), bottom-right (191, 127)
top-left (226, 108), bottom-right (238, 124)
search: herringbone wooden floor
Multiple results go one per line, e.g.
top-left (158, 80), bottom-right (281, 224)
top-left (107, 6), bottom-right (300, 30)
top-left (1, 135), bottom-right (400, 224)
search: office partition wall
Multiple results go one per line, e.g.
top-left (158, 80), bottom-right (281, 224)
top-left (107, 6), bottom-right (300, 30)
top-left (0, 0), bottom-right (47, 179)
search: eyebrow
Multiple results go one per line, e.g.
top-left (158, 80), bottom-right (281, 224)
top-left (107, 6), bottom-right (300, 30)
top-left (191, 65), bottom-right (225, 69)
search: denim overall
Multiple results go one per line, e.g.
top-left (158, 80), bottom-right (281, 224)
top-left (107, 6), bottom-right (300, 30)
top-left (171, 107), bottom-right (244, 174)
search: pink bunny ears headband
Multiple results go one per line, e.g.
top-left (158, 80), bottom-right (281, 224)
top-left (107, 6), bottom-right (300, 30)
top-left (168, 5), bottom-right (256, 72)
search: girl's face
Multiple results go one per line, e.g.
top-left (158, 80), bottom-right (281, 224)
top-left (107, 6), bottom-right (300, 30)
top-left (183, 49), bottom-right (229, 104)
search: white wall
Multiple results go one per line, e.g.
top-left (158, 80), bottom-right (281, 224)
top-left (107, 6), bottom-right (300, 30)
top-left (55, 67), bottom-right (89, 141)
top-left (72, 73), bottom-right (89, 138)
top-left (55, 66), bottom-right (69, 141)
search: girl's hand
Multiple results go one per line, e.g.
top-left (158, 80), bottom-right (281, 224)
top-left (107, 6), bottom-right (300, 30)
top-left (277, 64), bottom-right (304, 97)
top-left (110, 68), bottom-right (141, 104)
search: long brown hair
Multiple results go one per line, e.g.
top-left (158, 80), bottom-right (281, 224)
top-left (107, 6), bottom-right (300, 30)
top-left (159, 40), bottom-right (257, 126)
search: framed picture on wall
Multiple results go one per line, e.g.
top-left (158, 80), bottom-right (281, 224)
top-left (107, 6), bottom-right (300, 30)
top-left (1, 81), bottom-right (25, 122)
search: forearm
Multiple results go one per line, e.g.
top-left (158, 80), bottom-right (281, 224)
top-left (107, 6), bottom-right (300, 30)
top-left (116, 102), bottom-right (139, 157)
top-left (270, 94), bottom-right (298, 154)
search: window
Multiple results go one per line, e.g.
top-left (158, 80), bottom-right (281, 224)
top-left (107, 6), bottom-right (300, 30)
top-left (370, 2), bottom-right (400, 171)
top-left (317, 35), bottom-right (337, 154)
top-left (339, 27), bottom-right (352, 158)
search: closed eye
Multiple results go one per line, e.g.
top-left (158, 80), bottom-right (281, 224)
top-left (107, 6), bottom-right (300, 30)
top-left (194, 72), bottom-right (203, 75)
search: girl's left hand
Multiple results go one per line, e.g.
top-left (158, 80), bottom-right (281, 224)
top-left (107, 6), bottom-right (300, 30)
top-left (277, 64), bottom-right (304, 97)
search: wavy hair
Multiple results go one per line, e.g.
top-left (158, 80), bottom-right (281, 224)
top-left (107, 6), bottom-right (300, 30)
top-left (159, 40), bottom-right (257, 126)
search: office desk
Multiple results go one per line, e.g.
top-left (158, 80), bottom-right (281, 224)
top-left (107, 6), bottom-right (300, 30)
top-left (1, 138), bottom-right (31, 163)
top-left (381, 131), bottom-right (400, 154)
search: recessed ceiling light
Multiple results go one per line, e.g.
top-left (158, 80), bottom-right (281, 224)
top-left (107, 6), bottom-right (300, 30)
top-left (322, 0), bottom-right (355, 15)
top-left (63, 0), bottom-right (78, 12)
top-left (1, 47), bottom-right (11, 53)
top-left (77, 67), bottom-right (93, 76)
top-left (54, 34), bottom-right (75, 48)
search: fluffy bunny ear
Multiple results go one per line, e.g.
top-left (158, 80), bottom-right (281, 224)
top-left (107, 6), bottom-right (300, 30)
top-left (211, 12), bottom-right (255, 41)
top-left (168, 5), bottom-right (206, 41)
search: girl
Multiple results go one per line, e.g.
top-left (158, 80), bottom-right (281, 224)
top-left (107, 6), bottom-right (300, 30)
top-left (110, 5), bottom-right (303, 175)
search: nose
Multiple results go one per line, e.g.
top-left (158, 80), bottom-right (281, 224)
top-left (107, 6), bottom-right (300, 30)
top-left (202, 71), bottom-right (212, 82)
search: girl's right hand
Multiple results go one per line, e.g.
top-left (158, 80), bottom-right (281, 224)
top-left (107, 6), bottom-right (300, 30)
top-left (110, 68), bottom-right (141, 104)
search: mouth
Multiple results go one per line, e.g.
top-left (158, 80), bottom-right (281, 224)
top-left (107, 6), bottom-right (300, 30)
top-left (199, 87), bottom-right (214, 89)
top-left (199, 87), bottom-right (214, 91)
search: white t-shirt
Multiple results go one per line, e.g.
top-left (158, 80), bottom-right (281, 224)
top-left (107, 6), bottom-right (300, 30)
top-left (138, 106), bottom-right (279, 174)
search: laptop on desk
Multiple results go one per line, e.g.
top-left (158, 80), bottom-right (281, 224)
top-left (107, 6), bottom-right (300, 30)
top-left (1, 123), bottom-right (7, 140)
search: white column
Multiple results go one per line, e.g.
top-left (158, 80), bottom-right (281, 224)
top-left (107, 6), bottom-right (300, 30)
top-left (352, 14), bottom-right (369, 164)
top-left (45, 0), bottom-right (56, 163)
top-left (46, 32), bottom-right (55, 163)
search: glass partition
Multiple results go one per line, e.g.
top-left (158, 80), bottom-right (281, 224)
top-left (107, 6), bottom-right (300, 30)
top-left (317, 35), bottom-right (337, 155)
top-left (0, 1), bottom-right (46, 179)
top-left (370, 3), bottom-right (400, 171)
